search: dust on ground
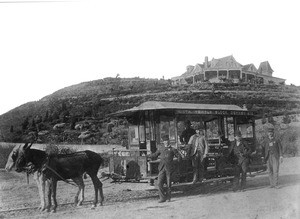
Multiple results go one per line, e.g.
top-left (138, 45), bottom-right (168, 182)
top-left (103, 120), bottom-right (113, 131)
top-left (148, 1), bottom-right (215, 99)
top-left (1, 157), bottom-right (300, 219)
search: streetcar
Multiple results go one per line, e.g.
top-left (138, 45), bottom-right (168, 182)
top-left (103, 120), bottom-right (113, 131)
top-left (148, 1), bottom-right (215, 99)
top-left (109, 101), bottom-right (266, 184)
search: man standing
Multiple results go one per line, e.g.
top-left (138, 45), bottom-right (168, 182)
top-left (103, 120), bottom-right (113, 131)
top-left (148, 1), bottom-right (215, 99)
top-left (229, 131), bottom-right (251, 191)
top-left (187, 124), bottom-right (208, 184)
top-left (180, 120), bottom-right (196, 145)
top-left (148, 135), bottom-right (181, 203)
top-left (262, 127), bottom-right (283, 189)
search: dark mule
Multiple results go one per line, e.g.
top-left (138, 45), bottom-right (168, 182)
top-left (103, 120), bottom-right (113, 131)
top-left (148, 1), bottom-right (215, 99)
top-left (13, 143), bottom-right (104, 213)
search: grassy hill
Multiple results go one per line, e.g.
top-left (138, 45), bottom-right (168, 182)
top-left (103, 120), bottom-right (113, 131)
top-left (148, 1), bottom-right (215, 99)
top-left (0, 77), bottom-right (300, 146)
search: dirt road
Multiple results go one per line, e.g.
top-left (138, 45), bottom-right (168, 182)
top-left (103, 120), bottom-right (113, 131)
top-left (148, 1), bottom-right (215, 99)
top-left (1, 157), bottom-right (300, 219)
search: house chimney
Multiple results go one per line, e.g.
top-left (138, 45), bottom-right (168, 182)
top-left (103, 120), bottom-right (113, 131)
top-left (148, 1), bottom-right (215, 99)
top-left (204, 56), bottom-right (208, 68)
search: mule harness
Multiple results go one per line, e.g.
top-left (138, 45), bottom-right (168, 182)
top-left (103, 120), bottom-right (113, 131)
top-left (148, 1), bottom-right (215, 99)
top-left (42, 164), bottom-right (78, 187)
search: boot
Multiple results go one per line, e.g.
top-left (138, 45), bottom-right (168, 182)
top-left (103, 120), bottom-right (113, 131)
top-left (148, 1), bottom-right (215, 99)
top-left (192, 172), bottom-right (198, 184)
top-left (158, 199), bottom-right (166, 203)
top-left (166, 190), bottom-right (171, 202)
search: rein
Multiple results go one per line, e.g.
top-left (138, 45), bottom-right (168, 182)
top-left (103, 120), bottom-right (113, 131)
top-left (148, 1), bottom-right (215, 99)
top-left (26, 172), bottom-right (29, 184)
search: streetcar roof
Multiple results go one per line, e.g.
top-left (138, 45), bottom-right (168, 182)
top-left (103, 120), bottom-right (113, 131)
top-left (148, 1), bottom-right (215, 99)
top-left (111, 101), bottom-right (251, 117)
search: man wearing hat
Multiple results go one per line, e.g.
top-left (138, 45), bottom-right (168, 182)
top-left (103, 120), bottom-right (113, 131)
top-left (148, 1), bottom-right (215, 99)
top-left (180, 120), bottom-right (196, 145)
top-left (228, 130), bottom-right (251, 191)
top-left (147, 135), bottom-right (182, 203)
top-left (186, 124), bottom-right (208, 184)
top-left (262, 127), bottom-right (283, 189)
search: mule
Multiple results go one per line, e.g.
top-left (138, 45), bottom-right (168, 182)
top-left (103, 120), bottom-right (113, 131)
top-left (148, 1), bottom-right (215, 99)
top-left (42, 151), bottom-right (104, 212)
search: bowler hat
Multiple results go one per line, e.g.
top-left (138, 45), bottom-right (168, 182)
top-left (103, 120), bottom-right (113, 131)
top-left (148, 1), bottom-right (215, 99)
top-left (162, 135), bottom-right (169, 141)
top-left (184, 120), bottom-right (191, 126)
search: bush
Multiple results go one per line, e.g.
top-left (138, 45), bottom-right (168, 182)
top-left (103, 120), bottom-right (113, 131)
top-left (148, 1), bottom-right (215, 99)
top-left (45, 144), bottom-right (77, 155)
top-left (280, 126), bottom-right (300, 156)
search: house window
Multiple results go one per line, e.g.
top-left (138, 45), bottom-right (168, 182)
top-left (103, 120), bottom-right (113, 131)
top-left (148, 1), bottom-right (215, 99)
top-left (194, 74), bottom-right (204, 82)
top-left (205, 71), bottom-right (218, 80)
top-left (242, 73), bottom-right (246, 82)
top-left (228, 70), bottom-right (241, 79)
top-left (218, 70), bottom-right (227, 78)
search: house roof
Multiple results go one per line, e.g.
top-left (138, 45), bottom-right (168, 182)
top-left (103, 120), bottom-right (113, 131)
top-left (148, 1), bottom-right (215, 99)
top-left (171, 70), bottom-right (193, 80)
top-left (191, 63), bottom-right (204, 74)
top-left (242, 63), bottom-right (258, 72)
top-left (171, 63), bottom-right (204, 80)
top-left (207, 55), bottom-right (243, 69)
top-left (257, 61), bottom-right (274, 74)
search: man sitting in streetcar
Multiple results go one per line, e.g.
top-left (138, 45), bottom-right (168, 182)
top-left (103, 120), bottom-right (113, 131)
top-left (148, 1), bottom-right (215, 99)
top-left (180, 120), bottom-right (196, 145)
top-left (186, 124), bottom-right (209, 184)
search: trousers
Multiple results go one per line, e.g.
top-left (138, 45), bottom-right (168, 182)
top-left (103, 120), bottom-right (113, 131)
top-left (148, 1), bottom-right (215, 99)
top-left (157, 169), bottom-right (172, 201)
top-left (233, 160), bottom-right (249, 190)
top-left (191, 151), bottom-right (204, 182)
top-left (267, 154), bottom-right (280, 186)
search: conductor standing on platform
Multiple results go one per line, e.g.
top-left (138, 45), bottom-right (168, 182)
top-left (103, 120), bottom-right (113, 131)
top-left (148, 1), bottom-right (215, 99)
top-left (147, 135), bottom-right (181, 203)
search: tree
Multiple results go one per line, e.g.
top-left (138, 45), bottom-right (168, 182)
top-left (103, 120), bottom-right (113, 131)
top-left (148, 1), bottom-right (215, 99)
top-left (62, 102), bottom-right (67, 111)
top-left (10, 125), bottom-right (14, 133)
top-left (283, 113), bottom-right (291, 124)
top-left (34, 115), bottom-right (42, 124)
top-left (267, 113), bottom-right (276, 125)
top-left (29, 119), bottom-right (36, 131)
top-left (70, 116), bottom-right (76, 130)
top-left (22, 117), bottom-right (29, 131)
top-left (262, 114), bottom-right (267, 124)
top-left (51, 110), bottom-right (59, 121)
top-left (31, 119), bottom-right (36, 128)
top-left (43, 110), bottom-right (49, 122)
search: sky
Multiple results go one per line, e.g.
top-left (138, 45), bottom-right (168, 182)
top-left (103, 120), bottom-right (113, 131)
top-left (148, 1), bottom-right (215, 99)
top-left (0, 0), bottom-right (299, 115)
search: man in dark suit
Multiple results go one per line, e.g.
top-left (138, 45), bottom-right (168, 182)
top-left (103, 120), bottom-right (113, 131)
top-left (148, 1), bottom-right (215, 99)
top-left (262, 127), bottom-right (283, 189)
top-left (228, 131), bottom-right (251, 191)
top-left (147, 135), bottom-right (181, 203)
top-left (180, 120), bottom-right (196, 145)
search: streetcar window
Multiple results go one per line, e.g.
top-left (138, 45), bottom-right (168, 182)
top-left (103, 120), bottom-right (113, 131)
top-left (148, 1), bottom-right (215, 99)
top-left (236, 117), bottom-right (254, 138)
top-left (236, 123), bottom-right (253, 138)
top-left (145, 121), bottom-right (150, 141)
top-left (139, 125), bottom-right (145, 143)
top-left (159, 116), bottom-right (176, 143)
top-left (206, 119), bottom-right (219, 139)
top-left (225, 117), bottom-right (235, 141)
top-left (129, 126), bottom-right (139, 145)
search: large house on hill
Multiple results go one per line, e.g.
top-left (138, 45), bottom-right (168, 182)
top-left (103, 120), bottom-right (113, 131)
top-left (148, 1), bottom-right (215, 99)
top-left (171, 55), bottom-right (285, 85)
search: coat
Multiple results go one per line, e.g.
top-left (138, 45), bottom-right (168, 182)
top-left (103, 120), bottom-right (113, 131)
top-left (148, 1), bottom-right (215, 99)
top-left (228, 140), bottom-right (251, 165)
top-left (262, 137), bottom-right (282, 161)
top-left (148, 145), bottom-right (181, 172)
top-left (187, 134), bottom-right (208, 159)
top-left (180, 128), bottom-right (196, 145)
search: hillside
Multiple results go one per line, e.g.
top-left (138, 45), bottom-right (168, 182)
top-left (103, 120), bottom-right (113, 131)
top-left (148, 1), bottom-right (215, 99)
top-left (0, 77), bottom-right (300, 145)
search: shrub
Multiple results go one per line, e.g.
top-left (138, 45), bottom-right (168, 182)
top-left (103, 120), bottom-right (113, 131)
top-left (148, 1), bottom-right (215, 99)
top-left (280, 126), bottom-right (300, 156)
top-left (45, 144), bottom-right (77, 155)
